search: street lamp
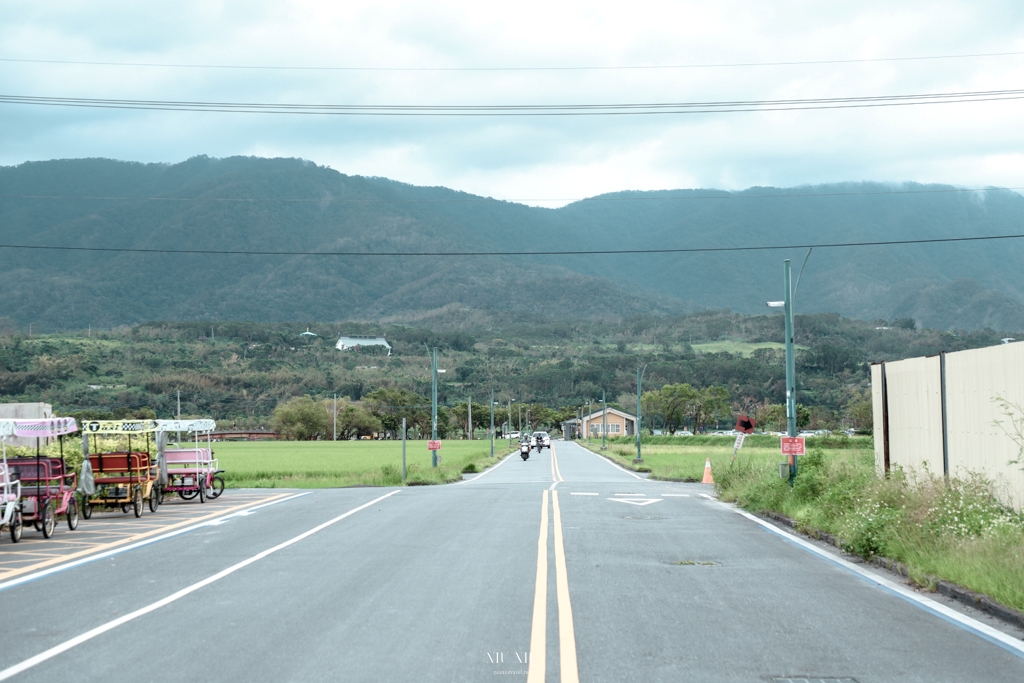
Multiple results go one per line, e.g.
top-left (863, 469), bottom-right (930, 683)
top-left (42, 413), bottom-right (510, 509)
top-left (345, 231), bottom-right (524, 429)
top-left (601, 390), bottom-right (608, 450)
top-left (767, 258), bottom-right (798, 484)
top-left (490, 389), bottom-right (495, 458)
top-left (431, 347), bottom-right (439, 467)
top-left (635, 365), bottom-right (647, 463)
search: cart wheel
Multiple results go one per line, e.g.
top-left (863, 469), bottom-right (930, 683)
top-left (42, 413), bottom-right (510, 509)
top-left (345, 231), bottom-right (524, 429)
top-left (149, 486), bottom-right (159, 513)
top-left (121, 504), bottom-right (130, 514)
top-left (81, 497), bottom-right (92, 520)
top-left (198, 479), bottom-right (207, 504)
top-left (156, 486), bottom-right (165, 505)
top-left (67, 497), bottom-right (79, 531)
top-left (133, 488), bottom-right (143, 518)
top-left (42, 501), bottom-right (55, 538)
top-left (208, 476), bottom-right (225, 499)
top-left (9, 510), bottom-right (22, 543)
top-left (179, 489), bottom-right (198, 501)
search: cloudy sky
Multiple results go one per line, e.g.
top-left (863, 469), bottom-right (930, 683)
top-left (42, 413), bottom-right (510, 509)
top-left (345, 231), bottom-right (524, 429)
top-left (2, 0), bottom-right (1024, 205)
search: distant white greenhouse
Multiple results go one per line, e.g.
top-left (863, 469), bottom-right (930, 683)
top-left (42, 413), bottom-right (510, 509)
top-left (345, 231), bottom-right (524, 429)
top-left (336, 336), bottom-right (392, 355)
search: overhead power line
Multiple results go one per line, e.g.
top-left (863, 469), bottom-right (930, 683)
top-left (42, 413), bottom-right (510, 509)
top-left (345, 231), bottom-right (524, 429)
top-left (3, 233), bottom-right (1024, 257)
top-left (2, 186), bottom-right (1021, 204)
top-left (3, 88), bottom-right (1024, 116)
top-left (3, 50), bottom-right (1023, 72)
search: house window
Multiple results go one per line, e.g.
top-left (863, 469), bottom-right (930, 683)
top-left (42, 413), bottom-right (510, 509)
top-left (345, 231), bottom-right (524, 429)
top-left (609, 423), bottom-right (621, 434)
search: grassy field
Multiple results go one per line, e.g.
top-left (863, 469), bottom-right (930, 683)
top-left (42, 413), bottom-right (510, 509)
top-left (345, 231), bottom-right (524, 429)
top-left (582, 434), bottom-right (873, 481)
top-left (214, 439), bottom-right (511, 488)
top-left (690, 341), bottom-right (807, 357)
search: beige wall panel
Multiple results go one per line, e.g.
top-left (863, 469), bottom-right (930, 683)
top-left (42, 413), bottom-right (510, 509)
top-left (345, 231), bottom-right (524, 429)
top-left (885, 356), bottom-right (943, 479)
top-left (871, 364), bottom-right (886, 475)
top-left (945, 344), bottom-right (1024, 508)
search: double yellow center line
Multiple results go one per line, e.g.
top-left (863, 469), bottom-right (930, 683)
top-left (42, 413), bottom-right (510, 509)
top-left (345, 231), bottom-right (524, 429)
top-left (527, 489), bottom-right (578, 683)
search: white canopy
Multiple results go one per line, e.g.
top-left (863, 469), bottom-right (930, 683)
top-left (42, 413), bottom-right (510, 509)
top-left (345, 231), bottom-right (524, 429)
top-left (0, 417), bottom-right (79, 438)
top-left (155, 419), bottom-right (217, 433)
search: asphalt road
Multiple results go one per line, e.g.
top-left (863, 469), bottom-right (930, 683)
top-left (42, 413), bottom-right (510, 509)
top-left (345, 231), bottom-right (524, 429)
top-left (2, 440), bottom-right (1023, 682)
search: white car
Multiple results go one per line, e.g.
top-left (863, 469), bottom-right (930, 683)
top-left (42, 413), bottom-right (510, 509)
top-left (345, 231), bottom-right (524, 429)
top-left (532, 431), bottom-right (550, 450)
top-left (509, 431), bottom-right (521, 440)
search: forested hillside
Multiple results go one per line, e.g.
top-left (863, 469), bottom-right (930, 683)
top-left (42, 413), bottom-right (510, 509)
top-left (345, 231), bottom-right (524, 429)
top-left (3, 156), bottom-right (1024, 331)
top-left (0, 310), bottom-right (1011, 430)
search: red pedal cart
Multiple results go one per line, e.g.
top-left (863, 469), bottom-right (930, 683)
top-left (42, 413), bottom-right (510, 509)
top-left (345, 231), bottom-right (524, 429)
top-left (156, 420), bottom-right (222, 502)
top-left (80, 420), bottom-right (161, 519)
top-left (0, 418), bottom-right (80, 542)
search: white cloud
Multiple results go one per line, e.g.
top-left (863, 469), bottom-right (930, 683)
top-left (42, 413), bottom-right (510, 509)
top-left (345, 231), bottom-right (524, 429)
top-left (2, 0), bottom-right (1024, 203)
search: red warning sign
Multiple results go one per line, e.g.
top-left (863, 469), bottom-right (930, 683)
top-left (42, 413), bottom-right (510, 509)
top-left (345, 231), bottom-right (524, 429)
top-left (428, 440), bottom-right (442, 450)
top-left (781, 436), bottom-right (805, 456)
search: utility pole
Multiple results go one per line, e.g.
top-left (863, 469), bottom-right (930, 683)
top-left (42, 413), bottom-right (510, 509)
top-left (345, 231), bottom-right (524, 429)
top-left (176, 390), bottom-right (181, 443)
top-left (490, 389), bottom-right (495, 458)
top-left (431, 347), bottom-right (439, 467)
top-left (784, 259), bottom-right (798, 484)
top-left (635, 365), bottom-right (647, 463)
top-left (508, 398), bottom-right (513, 445)
top-left (333, 393), bottom-right (337, 441)
top-left (401, 417), bottom-right (407, 482)
top-left (468, 395), bottom-right (472, 440)
top-left (602, 390), bottom-right (607, 450)
top-left (587, 399), bottom-right (592, 443)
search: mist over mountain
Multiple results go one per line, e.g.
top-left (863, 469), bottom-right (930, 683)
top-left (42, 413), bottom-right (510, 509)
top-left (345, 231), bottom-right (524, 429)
top-left (2, 155), bottom-right (1023, 332)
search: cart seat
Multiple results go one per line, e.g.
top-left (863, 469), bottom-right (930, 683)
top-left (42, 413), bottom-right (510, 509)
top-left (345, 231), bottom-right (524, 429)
top-left (17, 485), bottom-right (66, 497)
top-left (93, 476), bottom-right (151, 484)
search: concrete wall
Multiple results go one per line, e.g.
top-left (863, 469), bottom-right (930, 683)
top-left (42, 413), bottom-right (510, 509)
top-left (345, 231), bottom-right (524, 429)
top-left (872, 343), bottom-right (1024, 508)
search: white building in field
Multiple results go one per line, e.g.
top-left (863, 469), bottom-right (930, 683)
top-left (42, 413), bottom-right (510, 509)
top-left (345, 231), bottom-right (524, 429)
top-left (336, 336), bottom-right (392, 355)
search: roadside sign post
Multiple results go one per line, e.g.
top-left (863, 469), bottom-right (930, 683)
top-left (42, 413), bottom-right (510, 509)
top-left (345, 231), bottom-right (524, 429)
top-left (783, 260), bottom-right (798, 478)
top-left (781, 436), bottom-right (806, 486)
top-left (730, 414), bottom-right (756, 467)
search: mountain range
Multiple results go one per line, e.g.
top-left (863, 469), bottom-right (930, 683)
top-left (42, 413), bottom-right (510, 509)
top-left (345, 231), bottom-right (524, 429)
top-left (2, 155), bottom-right (1023, 332)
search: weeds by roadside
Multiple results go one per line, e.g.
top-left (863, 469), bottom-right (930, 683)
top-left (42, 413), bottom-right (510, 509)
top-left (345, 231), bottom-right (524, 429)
top-left (715, 449), bottom-right (1024, 612)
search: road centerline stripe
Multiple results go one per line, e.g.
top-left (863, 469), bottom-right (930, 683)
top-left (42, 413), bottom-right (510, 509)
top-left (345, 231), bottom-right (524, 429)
top-left (551, 491), bottom-right (580, 683)
top-left (527, 490), bottom-right (549, 683)
top-left (0, 490), bottom-right (400, 682)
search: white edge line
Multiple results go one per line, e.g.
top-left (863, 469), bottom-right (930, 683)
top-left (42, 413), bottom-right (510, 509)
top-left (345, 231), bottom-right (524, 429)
top-left (0, 490), bottom-right (400, 682)
top-left (730, 506), bottom-right (1024, 659)
top-left (576, 442), bottom-right (643, 480)
top-left (454, 451), bottom-right (514, 485)
top-left (0, 491), bottom-right (312, 593)
top-left (699, 493), bottom-right (715, 500)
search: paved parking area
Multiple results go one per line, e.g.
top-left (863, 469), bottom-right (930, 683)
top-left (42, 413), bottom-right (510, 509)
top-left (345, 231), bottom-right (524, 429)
top-left (0, 490), bottom-right (288, 582)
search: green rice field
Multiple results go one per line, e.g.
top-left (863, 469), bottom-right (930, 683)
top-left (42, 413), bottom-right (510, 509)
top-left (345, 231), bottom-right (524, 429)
top-left (213, 439), bottom-right (511, 488)
top-left (581, 435), bottom-right (873, 481)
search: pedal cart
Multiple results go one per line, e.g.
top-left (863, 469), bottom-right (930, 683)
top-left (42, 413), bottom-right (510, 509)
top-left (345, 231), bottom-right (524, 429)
top-left (0, 417), bottom-right (80, 542)
top-left (156, 419), bottom-right (222, 502)
top-left (80, 419), bottom-right (160, 519)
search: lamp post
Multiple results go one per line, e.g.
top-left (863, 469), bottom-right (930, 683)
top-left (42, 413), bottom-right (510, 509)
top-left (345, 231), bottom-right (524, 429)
top-left (509, 398), bottom-right (514, 445)
top-left (635, 365), bottom-right (647, 463)
top-left (601, 390), bottom-right (607, 450)
top-left (768, 259), bottom-right (798, 484)
top-left (490, 389), bottom-right (495, 458)
top-left (431, 346), bottom-right (438, 468)
top-left (587, 398), bottom-right (592, 443)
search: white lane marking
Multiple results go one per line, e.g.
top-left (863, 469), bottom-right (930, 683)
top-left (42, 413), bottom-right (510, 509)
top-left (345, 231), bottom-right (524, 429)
top-left (614, 493), bottom-right (646, 496)
top-left (549, 482), bottom-right (559, 490)
top-left (607, 498), bottom-right (662, 507)
top-left (0, 490), bottom-right (401, 681)
top-left (661, 494), bottom-right (690, 497)
top-left (699, 493), bottom-right (716, 500)
top-left (569, 492), bottom-right (598, 496)
top-left (575, 443), bottom-right (644, 480)
top-left (729, 507), bottom-right (1024, 660)
top-left (454, 452), bottom-right (514, 485)
top-left (0, 492), bottom-right (312, 594)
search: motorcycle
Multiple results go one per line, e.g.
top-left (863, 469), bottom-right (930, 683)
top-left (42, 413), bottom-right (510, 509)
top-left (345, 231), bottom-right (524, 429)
top-left (520, 442), bottom-right (531, 460)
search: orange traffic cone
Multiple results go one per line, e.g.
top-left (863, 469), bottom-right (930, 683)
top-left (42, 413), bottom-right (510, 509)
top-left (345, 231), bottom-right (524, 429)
top-left (701, 458), bottom-right (714, 484)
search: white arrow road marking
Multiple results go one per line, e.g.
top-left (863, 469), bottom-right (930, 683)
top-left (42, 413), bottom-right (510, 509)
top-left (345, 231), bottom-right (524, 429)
top-left (607, 498), bottom-right (662, 506)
